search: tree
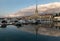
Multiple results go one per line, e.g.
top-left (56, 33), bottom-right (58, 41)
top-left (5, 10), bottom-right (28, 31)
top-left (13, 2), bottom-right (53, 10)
top-left (55, 13), bottom-right (58, 16)
top-left (59, 12), bottom-right (60, 16)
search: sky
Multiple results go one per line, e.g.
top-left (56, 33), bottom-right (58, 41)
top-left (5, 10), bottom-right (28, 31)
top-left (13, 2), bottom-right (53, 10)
top-left (0, 0), bottom-right (60, 16)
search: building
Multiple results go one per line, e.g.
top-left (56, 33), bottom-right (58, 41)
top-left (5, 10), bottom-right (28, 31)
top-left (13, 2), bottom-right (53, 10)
top-left (54, 16), bottom-right (60, 21)
top-left (27, 0), bottom-right (53, 20)
top-left (39, 14), bottom-right (53, 21)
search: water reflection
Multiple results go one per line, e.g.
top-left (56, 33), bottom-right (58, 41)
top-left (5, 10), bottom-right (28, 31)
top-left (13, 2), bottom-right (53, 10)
top-left (0, 22), bottom-right (60, 33)
top-left (0, 25), bottom-right (7, 28)
top-left (34, 22), bottom-right (60, 36)
top-left (0, 22), bottom-right (60, 41)
top-left (15, 22), bottom-right (60, 36)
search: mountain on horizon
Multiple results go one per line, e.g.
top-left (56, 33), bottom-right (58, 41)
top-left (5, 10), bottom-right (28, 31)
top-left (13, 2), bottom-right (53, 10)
top-left (5, 2), bottom-right (60, 17)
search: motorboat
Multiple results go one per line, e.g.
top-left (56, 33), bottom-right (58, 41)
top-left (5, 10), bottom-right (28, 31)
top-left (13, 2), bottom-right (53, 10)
top-left (1, 20), bottom-right (7, 27)
top-left (15, 21), bottom-right (22, 27)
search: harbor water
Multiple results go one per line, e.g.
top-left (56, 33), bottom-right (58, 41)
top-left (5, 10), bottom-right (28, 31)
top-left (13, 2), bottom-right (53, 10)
top-left (0, 22), bottom-right (60, 41)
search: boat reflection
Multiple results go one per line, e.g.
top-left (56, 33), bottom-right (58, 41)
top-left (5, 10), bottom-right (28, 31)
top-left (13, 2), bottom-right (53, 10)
top-left (16, 22), bottom-right (60, 37)
top-left (0, 25), bottom-right (7, 28)
top-left (0, 22), bottom-right (60, 36)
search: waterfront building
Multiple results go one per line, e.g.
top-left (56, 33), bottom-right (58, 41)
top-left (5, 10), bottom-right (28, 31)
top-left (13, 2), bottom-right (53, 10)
top-left (54, 16), bottom-right (60, 21)
top-left (39, 14), bottom-right (53, 21)
top-left (28, 0), bottom-right (40, 19)
top-left (27, 0), bottom-right (53, 20)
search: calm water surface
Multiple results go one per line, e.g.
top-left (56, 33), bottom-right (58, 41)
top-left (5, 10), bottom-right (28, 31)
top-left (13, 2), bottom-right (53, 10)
top-left (0, 23), bottom-right (60, 41)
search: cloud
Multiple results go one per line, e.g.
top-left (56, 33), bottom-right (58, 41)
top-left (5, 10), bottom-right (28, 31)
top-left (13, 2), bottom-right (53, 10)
top-left (6, 2), bottom-right (60, 17)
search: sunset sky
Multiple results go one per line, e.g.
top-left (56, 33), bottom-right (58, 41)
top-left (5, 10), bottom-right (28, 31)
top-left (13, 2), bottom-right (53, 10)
top-left (0, 0), bottom-right (60, 16)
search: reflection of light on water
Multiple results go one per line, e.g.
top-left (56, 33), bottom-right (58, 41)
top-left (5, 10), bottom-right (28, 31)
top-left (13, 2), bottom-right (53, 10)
top-left (17, 22), bottom-right (60, 37)
top-left (0, 22), bottom-right (60, 37)
top-left (17, 25), bottom-right (36, 33)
